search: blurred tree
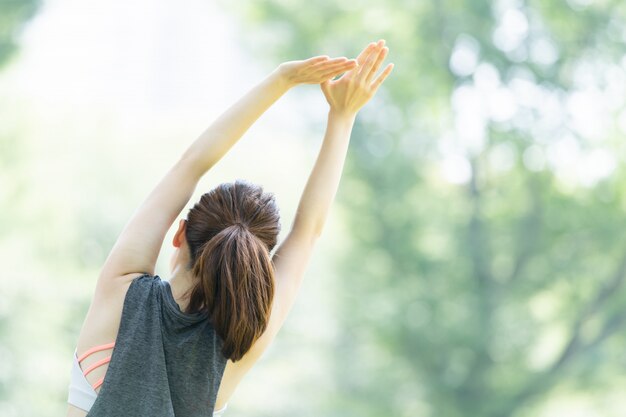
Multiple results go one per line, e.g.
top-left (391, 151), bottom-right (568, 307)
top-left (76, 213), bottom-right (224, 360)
top-left (222, 0), bottom-right (626, 416)
top-left (0, 0), bottom-right (43, 405)
top-left (0, 0), bottom-right (41, 68)
top-left (0, 0), bottom-right (42, 210)
top-left (0, 0), bottom-right (40, 174)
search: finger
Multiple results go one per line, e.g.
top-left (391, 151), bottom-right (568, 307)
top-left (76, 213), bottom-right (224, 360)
top-left (356, 39), bottom-right (384, 65)
top-left (371, 63), bottom-right (394, 91)
top-left (315, 59), bottom-right (357, 74)
top-left (312, 62), bottom-right (355, 80)
top-left (318, 63), bottom-right (358, 80)
top-left (356, 44), bottom-right (384, 81)
top-left (310, 56), bottom-right (349, 69)
top-left (305, 55), bottom-right (330, 64)
top-left (320, 79), bottom-right (332, 97)
top-left (365, 47), bottom-right (389, 84)
top-left (356, 42), bottom-right (377, 65)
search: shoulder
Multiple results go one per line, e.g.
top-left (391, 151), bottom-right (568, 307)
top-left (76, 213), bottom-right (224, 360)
top-left (94, 272), bottom-right (155, 303)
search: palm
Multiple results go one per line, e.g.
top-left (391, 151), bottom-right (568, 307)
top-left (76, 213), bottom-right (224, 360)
top-left (321, 40), bottom-right (394, 114)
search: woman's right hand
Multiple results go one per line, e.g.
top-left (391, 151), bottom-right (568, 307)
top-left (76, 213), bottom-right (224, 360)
top-left (320, 40), bottom-right (394, 116)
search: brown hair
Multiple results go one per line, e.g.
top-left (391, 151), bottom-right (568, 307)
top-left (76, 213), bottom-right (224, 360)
top-left (183, 179), bottom-right (280, 362)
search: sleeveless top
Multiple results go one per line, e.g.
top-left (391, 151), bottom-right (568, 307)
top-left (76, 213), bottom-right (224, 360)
top-left (85, 273), bottom-right (228, 417)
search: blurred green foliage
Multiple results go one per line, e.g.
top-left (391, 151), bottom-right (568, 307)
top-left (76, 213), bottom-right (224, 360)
top-left (0, 0), bottom-right (40, 68)
top-left (0, 0), bottom-right (41, 408)
top-left (0, 0), bottom-right (40, 177)
top-left (222, 0), bottom-right (626, 416)
top-left (3, 0), bottom-right (626, 415)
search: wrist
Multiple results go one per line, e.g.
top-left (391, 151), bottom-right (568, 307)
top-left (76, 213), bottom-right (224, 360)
top-left (328, 108), bottom-right (357, 122)
top-left (270, 65), bottom-right (296, 91)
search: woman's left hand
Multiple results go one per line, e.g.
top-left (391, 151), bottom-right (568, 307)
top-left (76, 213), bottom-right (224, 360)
top-left (276, 55), bottom-right (357, 88)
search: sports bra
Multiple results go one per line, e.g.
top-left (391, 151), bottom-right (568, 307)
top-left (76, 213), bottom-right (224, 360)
top-left (67, 342), bottom-right (228, 416)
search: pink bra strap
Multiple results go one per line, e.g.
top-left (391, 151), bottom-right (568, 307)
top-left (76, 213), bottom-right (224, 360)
top-left (93, 376), bottom-right (105, 391)
top-left (77, 342), bottom-right (116, 363)
top-left (83, 356), bottom-right (112, 376)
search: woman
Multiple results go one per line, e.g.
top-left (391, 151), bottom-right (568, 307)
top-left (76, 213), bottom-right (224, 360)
top-left (66, 39), bottom-right (393, 417)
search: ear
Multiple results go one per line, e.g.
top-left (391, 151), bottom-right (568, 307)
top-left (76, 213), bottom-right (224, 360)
top-left (172, 219), bottom-right (187, 248)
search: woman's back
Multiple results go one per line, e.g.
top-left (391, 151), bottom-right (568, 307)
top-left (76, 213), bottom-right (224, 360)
top-left (67, 274), bottom-right (229, 416)
top-left (67, 222), bottom-right (313, 417)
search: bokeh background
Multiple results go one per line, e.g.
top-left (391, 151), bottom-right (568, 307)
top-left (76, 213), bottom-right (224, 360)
top-left (2, 0), bottom-right (626, 416)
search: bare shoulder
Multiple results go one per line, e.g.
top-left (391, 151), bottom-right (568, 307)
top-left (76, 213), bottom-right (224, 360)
top-left (77, 272), bottom-right (148, 351)
top-left (93, 272), bottom-right (150, 302)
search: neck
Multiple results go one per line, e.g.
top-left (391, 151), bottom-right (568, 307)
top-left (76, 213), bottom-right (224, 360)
top-left (168, 264), bottom-right (196, 310)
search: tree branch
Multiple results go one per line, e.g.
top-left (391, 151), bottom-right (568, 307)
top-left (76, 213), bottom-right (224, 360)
top-left (492, 249), bottom-right (626, 417)
top-left (457, 157), bottom-right (496, 399)
top-left (507, 178), bottom-right (543, 284)
top-left (550, 250), bottom-right (626, 371)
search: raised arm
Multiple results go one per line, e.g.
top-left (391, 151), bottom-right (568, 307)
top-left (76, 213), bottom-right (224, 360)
top-left (98, 56), bottom-right (357, 283)
top-left (233, 41), bottom-right (394, 369)
top-left (295, 40), bottom-right (393, 236)
top-left (270, 40), bottom-right (393, 314)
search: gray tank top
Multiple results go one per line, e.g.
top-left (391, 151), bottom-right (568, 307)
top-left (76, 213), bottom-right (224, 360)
top-left (86, 273), bottom-right (228, 416)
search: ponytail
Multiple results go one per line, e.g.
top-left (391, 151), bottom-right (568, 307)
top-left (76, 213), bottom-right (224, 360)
top-left (186, 222), bottom-right (275, 362)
